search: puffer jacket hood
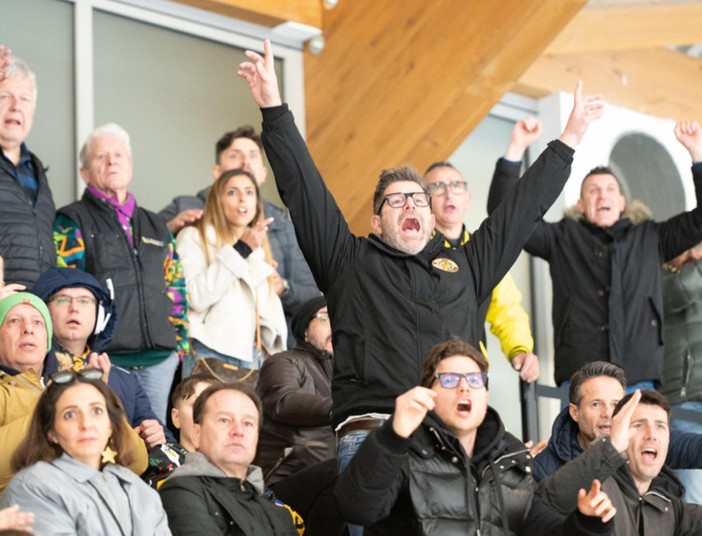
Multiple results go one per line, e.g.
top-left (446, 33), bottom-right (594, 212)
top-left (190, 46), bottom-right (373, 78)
top-left (32, 267), bottom-right (118, 352)
top-left (563, 198), bottom-right (653, 225)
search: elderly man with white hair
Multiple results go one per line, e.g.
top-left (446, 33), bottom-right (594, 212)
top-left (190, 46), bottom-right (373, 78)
top-left (54, 122), bottom-right (189, 423)
top-left (0, 45), bottom-right (56, 288)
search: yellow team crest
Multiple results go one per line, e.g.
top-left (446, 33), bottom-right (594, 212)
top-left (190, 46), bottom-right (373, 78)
top-left (432, 258), bottom-right (459, 273)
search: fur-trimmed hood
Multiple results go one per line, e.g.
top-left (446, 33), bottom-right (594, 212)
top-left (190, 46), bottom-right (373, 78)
top-left (563, 199), bottom-right (653, 225)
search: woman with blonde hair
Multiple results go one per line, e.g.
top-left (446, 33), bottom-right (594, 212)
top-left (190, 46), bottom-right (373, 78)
top-left (177, 168), bottom-right (287, 377)
top-left (0, 370), bottom-right (170, 535)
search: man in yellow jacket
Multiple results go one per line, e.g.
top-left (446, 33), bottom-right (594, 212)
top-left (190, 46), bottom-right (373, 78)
top-left (0, 291), bottom-right (147, 492)
top-left (424, 162), bottom-right (539, 381)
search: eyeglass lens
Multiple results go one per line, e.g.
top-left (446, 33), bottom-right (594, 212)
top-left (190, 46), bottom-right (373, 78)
top-left (385, 192), bottom-right (430, 208)
top-left (437, 372), bottom-right (487, 389)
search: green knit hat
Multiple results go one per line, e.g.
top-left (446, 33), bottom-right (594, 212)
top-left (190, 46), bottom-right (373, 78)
top-left (0, 292), bottom-right (53, 351)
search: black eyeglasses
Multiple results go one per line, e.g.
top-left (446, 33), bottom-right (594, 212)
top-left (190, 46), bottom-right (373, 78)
top-left (376, 192), bottom-right (431, 214)
top-left (50, 368), bottom-right (104, 385)
top-left (434, 372), bottom-right (488, 389)
top-left (425, 180), bottom-right (468, 196)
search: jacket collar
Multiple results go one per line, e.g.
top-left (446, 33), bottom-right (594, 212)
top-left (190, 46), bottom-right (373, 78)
top-left (170, 451), bottom-right (266, 495)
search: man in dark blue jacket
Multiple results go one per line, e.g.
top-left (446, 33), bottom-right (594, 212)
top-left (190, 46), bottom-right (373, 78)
top-left (33, 267), bottom-right (171, 448)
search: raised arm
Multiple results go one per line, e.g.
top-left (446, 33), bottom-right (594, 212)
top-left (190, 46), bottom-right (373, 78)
top-left (504, 116), bottom-right (543, 162)
top-left (238, 39), bottom-right (283, 108)
top-left (675, 121), bottom-right (702, 163)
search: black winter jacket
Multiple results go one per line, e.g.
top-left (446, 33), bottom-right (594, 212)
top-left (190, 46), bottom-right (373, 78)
top-left (159, 452), bottom-right (298, 536)
top-left (255, 342), bottom-right (334, 484)
top-left (261, 105), bottom-right (576, 426)
top-left (0, 149), bottom-right (56, 287)
top-left (58, 190), bottom-right (177, 357)
top-left (488, 159), bottom-right (702, 385)
top-left (334, 408), bottom-right (611, 535)
top-left (661, 260), bottom-right (702, 404)
top-left (539, 436), bottom-right (702, 535)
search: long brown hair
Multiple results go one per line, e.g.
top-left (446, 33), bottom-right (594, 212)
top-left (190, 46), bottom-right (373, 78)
top-left (197, 168), bottom-right (274, 269)
top-left (11, 378), bottom-right (136, 472)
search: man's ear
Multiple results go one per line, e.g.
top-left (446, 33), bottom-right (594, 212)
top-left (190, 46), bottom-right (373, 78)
top-left (79, 167), bottom-right (91, 185)
top-left (192, 424), bottom-right (201, 450)
top-left (370, 214), bottom-right (382, 236)
top-left (569, 403), bottom-right (579, 423)
top-left (575, 198), bottom-right (585, 215)
top-left (171, 408), bottom-right (181, 430)
top-left (258, 166), bottom-right (268, 186)
top-left (212, 164), bottom-right (221, 181)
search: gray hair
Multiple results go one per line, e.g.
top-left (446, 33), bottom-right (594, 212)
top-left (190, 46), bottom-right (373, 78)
top-left (4, 55), bottom-right (37, 103)
top-left (79, 123), bottom-right (132, 168)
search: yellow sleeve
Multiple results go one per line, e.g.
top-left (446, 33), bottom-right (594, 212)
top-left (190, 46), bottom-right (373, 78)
top-left (484, 272), bottom-right (534, 361)
top-left (125, 420), bottom-right (149, 476)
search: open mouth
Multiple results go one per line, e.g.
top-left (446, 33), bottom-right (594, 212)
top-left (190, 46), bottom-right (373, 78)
top-left (641, 446), bottom-right (658, 463)
top-left (457, 400), bottom-right (472, 414)
top-left (597, 424), bottom-right (611, 435)
top-left (402, 217), bottom-right (420, 232)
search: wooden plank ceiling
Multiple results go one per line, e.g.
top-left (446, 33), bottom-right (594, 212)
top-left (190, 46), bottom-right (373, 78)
top-left (175, 0), bottom-right (702, 234)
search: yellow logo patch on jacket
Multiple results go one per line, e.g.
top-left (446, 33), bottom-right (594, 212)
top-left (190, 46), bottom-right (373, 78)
top-left (432, 258), bottom-right (459, 273)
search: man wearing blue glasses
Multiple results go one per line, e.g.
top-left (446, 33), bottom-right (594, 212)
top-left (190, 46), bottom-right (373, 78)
top-left (334, 338), bottom-right (616, 534)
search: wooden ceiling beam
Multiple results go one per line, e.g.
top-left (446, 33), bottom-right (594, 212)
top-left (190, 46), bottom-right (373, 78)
top-left (304, 0), bottom-right (586, 234)
top-left (546, 3), bottom-right (702, 54)
top-left (514, 47), bottom-right (702, 122)
top-left (171, 0), bottom-right (322, 28)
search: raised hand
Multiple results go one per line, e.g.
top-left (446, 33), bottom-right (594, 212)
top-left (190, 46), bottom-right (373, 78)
top-left (166, 208), bottom-right (204, 235)
top-left (392, 386), bottom-right (437, 438)
top-left (238, 39), bottom-right (283, 108)
top-left (88, 351), bottom-right (112, 384)
top-left (136, 419), bottom-right (167, 449)
top-left (238, 217), bottom-right (274, 251)
top-left (0, 45), bottom-right (11, 85)
top-left (559, 80), bottom-right (605, 149)
top-left (504, 116), bottom-right (543, 161)
top-left (609, 389), bottom-right (641, 453)
top-left (524, 438), bottom-right (548, 458)
top-left (577, 479), bottom-right (616, 523)
top-left (674, 121), bottom-right (702, 163)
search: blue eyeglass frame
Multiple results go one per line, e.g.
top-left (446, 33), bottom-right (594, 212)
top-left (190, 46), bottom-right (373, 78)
top-left (434, 372), bottom-right (489, 389)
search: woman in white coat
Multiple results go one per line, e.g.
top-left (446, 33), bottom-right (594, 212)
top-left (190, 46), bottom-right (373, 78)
top-left (0, 369), bottom-right (170, 535)
top-left (177, 168), bottom-right (287, 377)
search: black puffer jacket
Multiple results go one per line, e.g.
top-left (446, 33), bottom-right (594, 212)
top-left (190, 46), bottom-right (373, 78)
top-left (0, 149), bottom-right (56, 288)
top-left (660, 259), bottom-right (702, 404)
top-left (255, 342), bottom-right (334, 484)
top-left (335, 408), bottom-right (610, 535)
top-left (488, 159), bottom-right (702, 385)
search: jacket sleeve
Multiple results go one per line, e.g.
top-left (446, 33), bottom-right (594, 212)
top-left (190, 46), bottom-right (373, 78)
top-left (658, 163), bottom-right (702, 262)
top-left (257, 355), bottom-right (332, 427)
top-left (663, 262), bottom-right (702, 314)
top-left (124, 372), bottom-right (176, 443)
top-left (486, 157), bottom-right (556, 261)
top-left (522, 493), bottom-right (614, 536)
top-left (538, 437), bottom-right (626, 515)
top-left (160, 479), bottom-right (228, 535)
top-left (468, 142), bottom-right (573, 305)
top-left (272, 213), bottom-right (322, 313)
top-left (261, 105), bottom-right (359, 293)
top-left (485, 272), bottom-right (534, 359)
top-left (1, 476), bottom-right (85, 535)
top-left (674, 500), bottom-right (702, 534)
top-left (164, 231), bottom-right (190, 360)
top-left (666, 429), bottom-right (702, 470)
top-left (53, 213), bottom-right (86, 270)
top-left (334, 420), bottom-right (411, 525)
top-left (0, 414), bottom-right (34, 493)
